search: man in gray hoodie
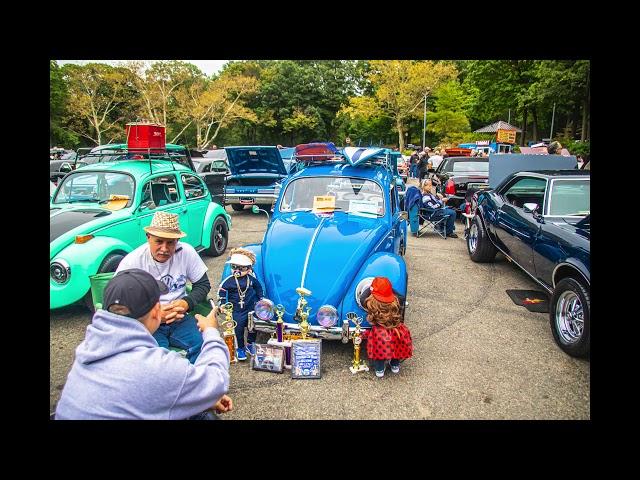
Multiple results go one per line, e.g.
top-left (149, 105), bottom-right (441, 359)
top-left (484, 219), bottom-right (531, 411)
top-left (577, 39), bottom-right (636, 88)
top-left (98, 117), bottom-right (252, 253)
top-left (55, 268), bottom-right (233, 420)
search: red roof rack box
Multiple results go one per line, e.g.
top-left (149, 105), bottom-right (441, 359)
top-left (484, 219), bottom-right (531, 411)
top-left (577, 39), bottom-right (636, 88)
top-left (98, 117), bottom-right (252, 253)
top-left (125, 123), bottom-right (166, 152)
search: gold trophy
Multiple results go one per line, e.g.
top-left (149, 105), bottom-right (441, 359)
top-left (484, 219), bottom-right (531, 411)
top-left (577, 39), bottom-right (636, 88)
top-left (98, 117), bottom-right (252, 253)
top-left (295, 287), bottom-right (312, 339)
top-left (347, 312), bottom-right (369, 374)
top-left (220, 302), bottom-right (238, 364)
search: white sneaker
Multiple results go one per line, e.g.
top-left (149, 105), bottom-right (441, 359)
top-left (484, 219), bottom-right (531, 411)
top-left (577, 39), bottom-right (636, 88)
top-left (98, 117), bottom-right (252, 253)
top-left (390, 364), bottom-right (400, 374)
top-left (375, 369), bottom-right (385, 378)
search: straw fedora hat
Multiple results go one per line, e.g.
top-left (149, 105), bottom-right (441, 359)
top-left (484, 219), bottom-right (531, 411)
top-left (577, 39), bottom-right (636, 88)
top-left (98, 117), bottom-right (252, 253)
top-left (144, 211), bottom-right (186, 239)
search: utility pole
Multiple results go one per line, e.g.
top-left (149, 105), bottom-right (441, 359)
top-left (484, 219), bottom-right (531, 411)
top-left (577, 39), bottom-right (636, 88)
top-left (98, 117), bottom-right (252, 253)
top-left (508, 109), bottom-right (511, 124)
top-left (550, 102), bottom-right (556, 139)
top-left (422, 94), bottom-right (427, 150)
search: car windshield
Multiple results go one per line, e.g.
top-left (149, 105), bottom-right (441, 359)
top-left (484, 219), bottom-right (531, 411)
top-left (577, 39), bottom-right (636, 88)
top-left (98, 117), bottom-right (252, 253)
top-left (548, 179), bottom-right (590, 217)
top-left (450, 161), bottom-right (489, 173)
top-left (279, 176), bottom-right (385, 216)
top-left (52, 171), bottom-right (135, 206)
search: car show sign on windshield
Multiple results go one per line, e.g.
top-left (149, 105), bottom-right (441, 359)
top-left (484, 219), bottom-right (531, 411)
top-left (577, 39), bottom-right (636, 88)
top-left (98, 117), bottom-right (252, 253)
top-left (312, 195), bottom-right (336, 211)
top-left (348, 200), bottom-right (378, 216)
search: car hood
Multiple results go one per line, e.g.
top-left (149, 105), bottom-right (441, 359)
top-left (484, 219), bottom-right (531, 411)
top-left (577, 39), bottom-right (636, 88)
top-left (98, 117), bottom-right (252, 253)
top-left (261, 212), bottom-right (387, 320)
top-left (50, 205), bottom-right (126, 258)
top-left (224, 146), bottom-right (287, 176)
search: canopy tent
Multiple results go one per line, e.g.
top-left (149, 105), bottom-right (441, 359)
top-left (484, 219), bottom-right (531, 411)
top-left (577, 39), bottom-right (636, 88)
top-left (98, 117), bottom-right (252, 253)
top-left (474, 120), bottom-right (522, 133)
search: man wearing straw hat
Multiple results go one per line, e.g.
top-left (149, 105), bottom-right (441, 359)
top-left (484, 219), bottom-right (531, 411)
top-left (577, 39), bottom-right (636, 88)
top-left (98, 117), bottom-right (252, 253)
top-left (115, 211), bottom-right (211, 363)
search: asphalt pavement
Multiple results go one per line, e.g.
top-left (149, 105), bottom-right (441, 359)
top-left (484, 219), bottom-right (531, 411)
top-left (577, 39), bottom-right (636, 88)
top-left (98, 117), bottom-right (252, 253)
top-left (49, 181), bottom-right (590, 419)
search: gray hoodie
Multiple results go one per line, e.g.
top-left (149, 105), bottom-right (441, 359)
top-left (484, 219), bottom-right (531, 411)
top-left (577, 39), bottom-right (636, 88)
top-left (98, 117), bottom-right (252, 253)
top-left (55, 309), bottom-right (230, 420)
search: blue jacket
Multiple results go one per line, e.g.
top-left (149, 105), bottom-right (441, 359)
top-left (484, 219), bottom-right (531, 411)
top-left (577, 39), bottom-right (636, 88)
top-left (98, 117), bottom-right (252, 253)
top-left (217, 273), bottom-right (264, 321)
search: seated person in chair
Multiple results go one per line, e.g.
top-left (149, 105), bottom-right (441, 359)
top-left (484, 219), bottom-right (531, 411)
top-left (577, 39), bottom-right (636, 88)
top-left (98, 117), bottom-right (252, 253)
top-left (420, 179), bottom-right (458, 238)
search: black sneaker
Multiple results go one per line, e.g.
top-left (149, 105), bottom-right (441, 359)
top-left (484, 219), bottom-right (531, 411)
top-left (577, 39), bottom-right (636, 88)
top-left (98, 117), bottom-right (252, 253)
top-left (448, 232), bottom-right (458, 238)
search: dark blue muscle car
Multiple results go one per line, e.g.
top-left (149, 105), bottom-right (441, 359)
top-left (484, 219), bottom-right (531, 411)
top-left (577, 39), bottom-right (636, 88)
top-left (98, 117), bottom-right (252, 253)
top-left (467, 170), bottom-right (590, 357)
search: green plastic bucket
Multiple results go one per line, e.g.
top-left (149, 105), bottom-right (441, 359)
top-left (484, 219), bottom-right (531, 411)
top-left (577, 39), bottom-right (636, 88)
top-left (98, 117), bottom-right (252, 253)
top-left (89, 272), bottom-right (116, 310)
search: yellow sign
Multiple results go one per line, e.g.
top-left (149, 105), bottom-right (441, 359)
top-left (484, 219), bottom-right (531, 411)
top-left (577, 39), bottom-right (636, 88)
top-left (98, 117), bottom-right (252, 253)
top-left (312, 195), bottom-right (336, 211)
top-left (496, 129), bottom-right (516, 144)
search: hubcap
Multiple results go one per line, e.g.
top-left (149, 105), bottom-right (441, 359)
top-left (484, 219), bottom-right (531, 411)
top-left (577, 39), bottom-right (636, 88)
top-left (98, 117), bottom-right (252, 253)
top-left (469, 223), bottom-right (478, 253)
top-left (215, 226), bottom-right (225, 250)
top-left (555, 291), bottom-right (584, 344)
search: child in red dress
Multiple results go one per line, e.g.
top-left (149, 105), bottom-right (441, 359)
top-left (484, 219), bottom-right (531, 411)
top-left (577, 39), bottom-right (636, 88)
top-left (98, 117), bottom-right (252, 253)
top-left (361, 277), bottom-right (413, 378)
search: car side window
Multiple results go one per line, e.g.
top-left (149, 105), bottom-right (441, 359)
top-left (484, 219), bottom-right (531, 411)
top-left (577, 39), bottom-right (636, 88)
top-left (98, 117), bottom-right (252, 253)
top-left (141, 175), bottom-right (180, 207)
top-left (501, 177), bottom-right (547, 210)
top-left (181, 173), bottom-right (207, 200)
top-left (390, 185), bottom-right (397, 214)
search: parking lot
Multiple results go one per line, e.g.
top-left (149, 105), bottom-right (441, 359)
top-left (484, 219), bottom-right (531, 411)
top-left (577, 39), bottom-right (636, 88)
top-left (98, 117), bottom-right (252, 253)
top-left (49, 194), bottom-right (590, 419)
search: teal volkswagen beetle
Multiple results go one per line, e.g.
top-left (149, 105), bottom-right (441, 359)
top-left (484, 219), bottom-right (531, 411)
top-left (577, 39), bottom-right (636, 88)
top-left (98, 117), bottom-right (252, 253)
top-left (50, 157), bottom-right (231, 310)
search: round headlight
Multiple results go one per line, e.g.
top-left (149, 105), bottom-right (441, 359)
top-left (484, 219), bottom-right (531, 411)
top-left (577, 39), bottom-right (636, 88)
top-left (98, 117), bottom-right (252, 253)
top-left (317, 305), bottom-right (338, 327)
top-left (50, 260), bottom-right (71, 284)
top-left (355, 277), bottom-right (375, 308)
top-left (254, 298), bottom-right (275, 321)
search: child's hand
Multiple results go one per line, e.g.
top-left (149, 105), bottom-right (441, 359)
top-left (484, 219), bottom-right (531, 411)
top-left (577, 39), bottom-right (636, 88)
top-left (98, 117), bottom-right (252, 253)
top-left (195, 307), bottom-right (219, 332)
top-left (213, 394), bottom-right (233, 413)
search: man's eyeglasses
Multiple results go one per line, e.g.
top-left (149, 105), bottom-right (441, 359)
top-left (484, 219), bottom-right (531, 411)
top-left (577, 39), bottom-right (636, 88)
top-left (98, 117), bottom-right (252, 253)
top-left (231, 264), bottom-right (250, 271)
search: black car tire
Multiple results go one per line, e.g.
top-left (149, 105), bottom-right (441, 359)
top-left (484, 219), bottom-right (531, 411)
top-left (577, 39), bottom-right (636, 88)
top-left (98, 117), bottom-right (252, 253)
top-left (204, 216), bottom-right (228, 257)
top-left (467, 215), bottom-right (497, 262)
top-left (550, 277), bottom-right (590, 358)
top-left (83, 252), bottom-right (125, 312)
top-left (231, 204), bottom-right (245, 212)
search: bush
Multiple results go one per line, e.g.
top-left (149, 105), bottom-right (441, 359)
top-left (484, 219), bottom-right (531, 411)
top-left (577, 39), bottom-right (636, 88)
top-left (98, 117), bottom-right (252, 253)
top-left (565, 140), bottom-right (590, 157)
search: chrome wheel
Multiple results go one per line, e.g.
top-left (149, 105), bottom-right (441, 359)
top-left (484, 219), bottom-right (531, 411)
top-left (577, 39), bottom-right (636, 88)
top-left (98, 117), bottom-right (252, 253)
top-left (555, 291), bottom-right (584, 344)
top-left (468, 223), bottom-right (478, 253)
top-left (214, 224), bottom-right (226, 251)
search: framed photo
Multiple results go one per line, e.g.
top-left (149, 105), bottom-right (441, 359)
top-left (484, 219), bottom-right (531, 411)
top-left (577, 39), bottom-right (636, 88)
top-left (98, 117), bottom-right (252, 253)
top-left (251, 343), bottom-right (285, 373)
top-left (291, 339), bottom-right (322, 379)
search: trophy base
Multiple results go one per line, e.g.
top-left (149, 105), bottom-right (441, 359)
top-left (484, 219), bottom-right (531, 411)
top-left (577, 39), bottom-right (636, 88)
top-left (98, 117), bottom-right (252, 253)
top-left (349, 364), bottom-right (369, 374)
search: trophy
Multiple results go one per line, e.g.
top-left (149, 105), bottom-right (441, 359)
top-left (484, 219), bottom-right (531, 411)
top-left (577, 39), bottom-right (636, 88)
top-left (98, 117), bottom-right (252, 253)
top-left (220, 302), bottom-right (238, 364)
top-left (347, 312), bottom-right (369, 374)
top-left (275, 304), bottom-right (285, 342)
top-left (295, 287), bottom-right (312, 339)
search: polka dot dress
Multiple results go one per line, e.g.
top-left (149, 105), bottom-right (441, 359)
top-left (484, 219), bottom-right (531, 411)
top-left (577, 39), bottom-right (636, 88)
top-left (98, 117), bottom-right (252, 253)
top-left (363, 324), bottom-right (413, 360)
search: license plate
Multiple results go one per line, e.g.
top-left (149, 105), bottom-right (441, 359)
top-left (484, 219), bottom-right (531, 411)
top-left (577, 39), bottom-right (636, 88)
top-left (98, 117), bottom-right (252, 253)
top-left (239, 197), bottom-right (255, 205)
top-left (468, 183), bottom-right (489, 190)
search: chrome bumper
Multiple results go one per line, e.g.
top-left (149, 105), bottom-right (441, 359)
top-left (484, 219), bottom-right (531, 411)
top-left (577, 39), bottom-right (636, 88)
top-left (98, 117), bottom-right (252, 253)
top-left (224, 193), bottom-right (277, 205)
top-left (252, 317), bottom-right (360, 341)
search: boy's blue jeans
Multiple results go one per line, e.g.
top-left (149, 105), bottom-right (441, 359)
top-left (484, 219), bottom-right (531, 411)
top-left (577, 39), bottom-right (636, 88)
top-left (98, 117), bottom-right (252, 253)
top-left (154, 314), bottom-right (203, 364)
top-left (373, 359), bottom-right (400, 372)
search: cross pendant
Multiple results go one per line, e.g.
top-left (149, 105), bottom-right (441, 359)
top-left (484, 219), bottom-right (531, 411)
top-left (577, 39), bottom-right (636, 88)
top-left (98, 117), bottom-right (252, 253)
top-left (239, 299), bottom-right (244, 309)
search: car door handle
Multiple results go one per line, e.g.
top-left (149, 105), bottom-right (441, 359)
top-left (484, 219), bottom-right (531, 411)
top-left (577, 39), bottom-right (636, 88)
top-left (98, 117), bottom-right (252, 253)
top-left (180, 208), bottom-right (187, 213)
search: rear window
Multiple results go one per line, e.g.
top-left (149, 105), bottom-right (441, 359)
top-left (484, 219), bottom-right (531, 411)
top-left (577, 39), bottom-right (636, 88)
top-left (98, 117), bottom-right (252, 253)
top-left (451, 161), bottom-right (489, 173)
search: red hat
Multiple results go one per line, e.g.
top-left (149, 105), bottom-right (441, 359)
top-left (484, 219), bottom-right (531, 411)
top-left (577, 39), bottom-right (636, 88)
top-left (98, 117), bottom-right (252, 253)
top-left (370, 277), bottom-right (395, 303)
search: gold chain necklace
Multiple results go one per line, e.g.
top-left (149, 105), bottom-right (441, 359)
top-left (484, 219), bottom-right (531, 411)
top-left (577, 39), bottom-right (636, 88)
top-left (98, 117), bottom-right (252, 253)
top-left (234, 275), bottom-right (251, 309)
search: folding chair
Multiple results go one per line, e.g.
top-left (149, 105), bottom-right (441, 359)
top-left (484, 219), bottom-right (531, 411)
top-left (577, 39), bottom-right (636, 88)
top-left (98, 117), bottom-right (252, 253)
top-left (417, 207), bottom-right (450, 239)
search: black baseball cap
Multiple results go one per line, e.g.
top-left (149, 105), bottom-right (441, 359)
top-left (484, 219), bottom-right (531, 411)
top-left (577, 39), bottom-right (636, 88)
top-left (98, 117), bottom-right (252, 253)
top-left (103, 269), bottom-right (168, 318)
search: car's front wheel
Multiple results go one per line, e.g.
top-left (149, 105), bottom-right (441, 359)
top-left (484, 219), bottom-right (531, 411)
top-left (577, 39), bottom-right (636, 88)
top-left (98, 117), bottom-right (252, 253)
top-left (550, 277), bottom-right (590, 358)
top-left (204, 216), bottom-right (228, 257)
top-left (467, 215), bottom-right (497, 263)
top-left (83, 252), bottom-right (125, 312)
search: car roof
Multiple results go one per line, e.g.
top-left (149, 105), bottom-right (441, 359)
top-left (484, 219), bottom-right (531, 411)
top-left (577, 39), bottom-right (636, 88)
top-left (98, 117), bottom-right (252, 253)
top-left (515, 170), bottom-right (590, 178)
top-left (74, 159), bottom-right (193, 178)
top-left (290, 162), bottom-right (393, 184)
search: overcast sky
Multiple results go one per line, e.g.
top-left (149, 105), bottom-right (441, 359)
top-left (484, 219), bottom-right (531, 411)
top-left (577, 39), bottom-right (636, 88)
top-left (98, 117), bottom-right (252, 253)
top-left (56, 60), bottom-right (230, 76)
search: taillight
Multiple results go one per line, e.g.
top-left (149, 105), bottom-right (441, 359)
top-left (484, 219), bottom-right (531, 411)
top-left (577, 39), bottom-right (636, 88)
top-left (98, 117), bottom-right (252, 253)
top-left (445, 179), bottom-right (456, 195)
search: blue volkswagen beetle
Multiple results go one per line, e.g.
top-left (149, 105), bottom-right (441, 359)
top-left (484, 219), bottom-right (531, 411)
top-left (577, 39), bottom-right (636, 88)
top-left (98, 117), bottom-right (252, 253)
top-left (467, 170), bottom-right (590, 357)
top-left (219, 146), bottom-right (409, 340)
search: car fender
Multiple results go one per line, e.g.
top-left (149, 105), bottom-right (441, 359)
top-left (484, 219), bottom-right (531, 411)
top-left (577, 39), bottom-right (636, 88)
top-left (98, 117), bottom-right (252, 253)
top-left (552, 259), bottom-right (590, 289)
top-left (340, 252), bottom-right (407, 326)
top-left (50, 236), bottom-right (133, 309)
top-left (201, 203), bottom-right (231, 249)
top-left (475, 203), bottom-right (500, 246)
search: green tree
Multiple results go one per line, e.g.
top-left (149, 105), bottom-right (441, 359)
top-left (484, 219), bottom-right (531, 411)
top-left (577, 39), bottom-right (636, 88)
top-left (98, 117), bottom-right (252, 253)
top-left (341, 60), bottom-right (458, 150)
top-left (426, 81), bottom-right (472, 145)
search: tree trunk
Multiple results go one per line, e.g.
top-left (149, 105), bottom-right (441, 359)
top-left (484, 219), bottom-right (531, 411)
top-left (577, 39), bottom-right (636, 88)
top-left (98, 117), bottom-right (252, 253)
top-left (397, 118), bottom-right (405, 151)
top-left (581, 74), bottom-right (590, 142)
top-left (520, 107), bottom-right (528, 146)
top-left (531, 107), bottom-right (538, 143)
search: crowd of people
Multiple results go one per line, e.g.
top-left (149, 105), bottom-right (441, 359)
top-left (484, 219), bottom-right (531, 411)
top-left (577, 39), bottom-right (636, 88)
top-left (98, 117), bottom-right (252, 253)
top-left (55, 210), bottom-right (413, 420)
